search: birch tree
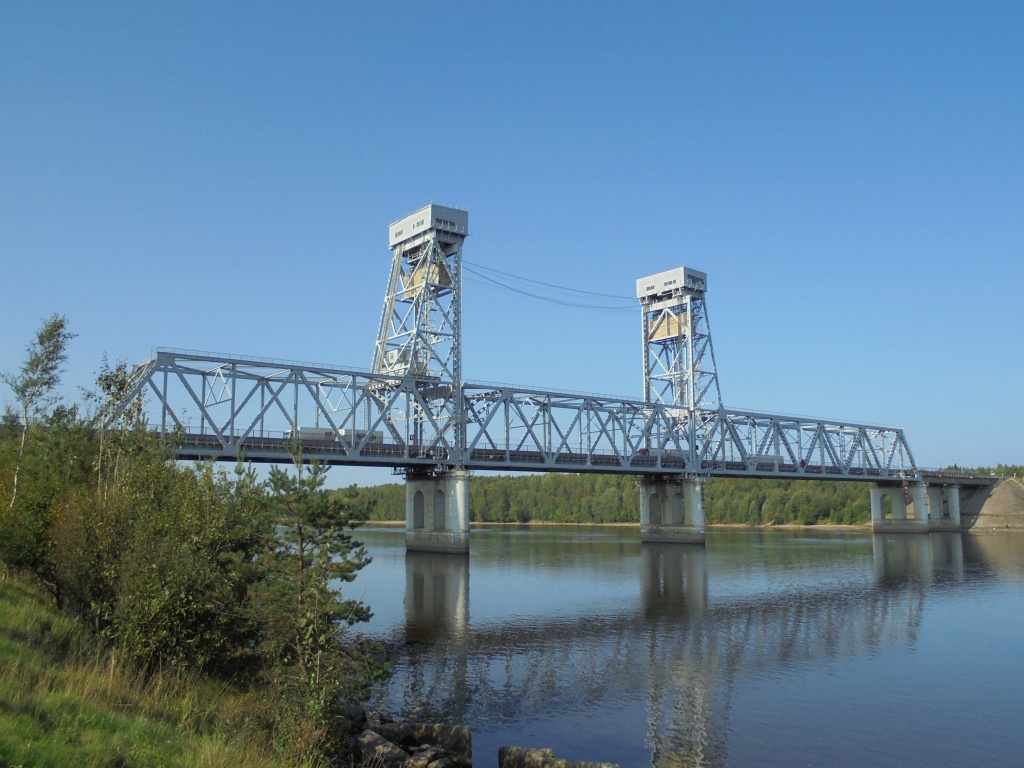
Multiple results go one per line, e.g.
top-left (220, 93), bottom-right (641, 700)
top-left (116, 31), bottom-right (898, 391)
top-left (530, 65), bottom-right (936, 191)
top-left (2, 314), bottom-right (76, 510)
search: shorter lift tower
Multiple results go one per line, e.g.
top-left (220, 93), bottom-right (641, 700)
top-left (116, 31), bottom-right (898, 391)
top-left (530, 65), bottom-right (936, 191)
top-left (635, 267), bottom-right (721, 543)
top-left (373, 204), bottom-right (471, 553)
top-left (637, 266), bottom-right (721, 413)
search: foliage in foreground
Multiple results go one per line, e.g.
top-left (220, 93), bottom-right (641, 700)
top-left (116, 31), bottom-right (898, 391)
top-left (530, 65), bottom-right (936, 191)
top-left (0, 317), bottom-right (386, 766)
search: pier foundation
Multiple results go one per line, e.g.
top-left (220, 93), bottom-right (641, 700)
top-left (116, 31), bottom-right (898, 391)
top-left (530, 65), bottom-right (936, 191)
top-left (871, 483), bottom-right (927, 532)
top-left (639, 476), bottom-right (705, 544)
top-left (922, 483), bottom-right (962, 530)
top-left (871, 482), bottom-right (962, 532)
top-left (406, 470), bottom-right (470, 553)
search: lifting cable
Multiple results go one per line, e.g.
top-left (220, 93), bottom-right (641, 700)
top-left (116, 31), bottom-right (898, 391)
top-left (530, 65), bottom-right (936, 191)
top-left (462, 260), bottom-right (636, 312)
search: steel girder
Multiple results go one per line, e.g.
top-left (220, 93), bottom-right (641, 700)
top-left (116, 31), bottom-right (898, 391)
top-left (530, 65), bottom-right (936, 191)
top-left (102, 350), bottom-right (460, 469)
top-left (694, 408), bottom-right (917, 478)
top-left (104, 350), bottom-right (917, 480)
top-left (461, 385), bottom-right (692, 473)
top-left (461, 387), bottom-right (915, 478)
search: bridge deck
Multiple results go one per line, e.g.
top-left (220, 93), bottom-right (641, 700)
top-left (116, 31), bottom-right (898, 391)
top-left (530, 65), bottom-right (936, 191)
top-left (172, 431), bottom-right (918, 481)
top-left (106, 350), bottom-right (923, 482)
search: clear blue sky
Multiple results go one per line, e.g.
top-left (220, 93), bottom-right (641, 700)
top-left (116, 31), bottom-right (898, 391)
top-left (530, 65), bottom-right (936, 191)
top-left (2, 2), bottom-right (1022, 485)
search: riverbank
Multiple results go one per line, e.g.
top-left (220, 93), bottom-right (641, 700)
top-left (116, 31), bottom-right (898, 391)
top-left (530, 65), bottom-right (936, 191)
top-left (0, 574), bottom-right (285, 768)
top-left (365, 520), bottom-right (871, 530)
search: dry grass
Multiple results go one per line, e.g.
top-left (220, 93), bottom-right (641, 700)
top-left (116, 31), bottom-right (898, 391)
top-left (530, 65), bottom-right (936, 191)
top-left (0, 576), bottom-right (302, 768)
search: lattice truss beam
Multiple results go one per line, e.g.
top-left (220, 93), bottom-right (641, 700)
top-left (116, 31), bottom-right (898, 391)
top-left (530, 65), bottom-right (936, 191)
top-left (104, 351), bottom-right (916, 478)
top-left (462, 387), bottom-right (915, 477)
top-left (462, 385), bottom-right (693, 470)
top-left (695, 408), bottom-right (916, 477)
top-left (102, 351), bottom-right (461, 467)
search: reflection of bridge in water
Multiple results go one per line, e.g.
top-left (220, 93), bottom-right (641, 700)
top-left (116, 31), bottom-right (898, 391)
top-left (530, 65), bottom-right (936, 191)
top-left (371, 533), bottom-right (991, 767)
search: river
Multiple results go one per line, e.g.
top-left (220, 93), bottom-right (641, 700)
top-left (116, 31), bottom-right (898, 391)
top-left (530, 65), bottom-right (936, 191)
top-left (349, 525), bottom-right (1024, 767)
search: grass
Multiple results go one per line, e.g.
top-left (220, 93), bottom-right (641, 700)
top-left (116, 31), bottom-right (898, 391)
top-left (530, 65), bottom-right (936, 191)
top-left (0, 571), bottom-right (293, 768)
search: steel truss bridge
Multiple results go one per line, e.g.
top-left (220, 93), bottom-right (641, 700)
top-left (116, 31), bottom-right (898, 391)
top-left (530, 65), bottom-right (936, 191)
top-left (125, 349), bottom-right (915, 480)
top-left (107, 203), bottom-right (916, 482)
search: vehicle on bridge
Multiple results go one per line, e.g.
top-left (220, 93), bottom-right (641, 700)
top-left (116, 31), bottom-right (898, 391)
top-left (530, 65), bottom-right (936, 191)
top-left (283, 427), bottom-right (384, 446)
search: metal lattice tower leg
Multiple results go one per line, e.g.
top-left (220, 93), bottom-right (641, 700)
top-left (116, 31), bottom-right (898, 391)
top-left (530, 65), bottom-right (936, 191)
top-left (636, 268), bottom-right (719, 546)
top-left (637, 267), bottom-right (721, 413)
top-left (372, 204), bottom-right (470, 459)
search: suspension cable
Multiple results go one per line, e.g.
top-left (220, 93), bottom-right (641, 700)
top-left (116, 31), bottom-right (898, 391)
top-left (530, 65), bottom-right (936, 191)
top-left (463, 260), bottom-right (636, 312)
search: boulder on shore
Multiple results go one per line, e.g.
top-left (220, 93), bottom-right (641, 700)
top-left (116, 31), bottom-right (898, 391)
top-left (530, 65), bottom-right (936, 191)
top-left (374, 722), bottom-right (472, 768)
top-left (498, 745), bottom-right (619, 768)
top-left (356, 729), bottom-right (410, 767)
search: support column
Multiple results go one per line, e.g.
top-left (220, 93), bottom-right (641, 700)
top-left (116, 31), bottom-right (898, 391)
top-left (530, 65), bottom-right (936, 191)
top-left (908, 483), bottom-right (929, 526)
top-left (406, 470), bottom-right (470, 553)
top-left (871, 482), bottom-right (928, 533)
top-left (947, 485), bottom-right (961, 526)
top-left (639, 476), bottom-right (705, 544)
top-left (926, 485), bottom-right (962, 530)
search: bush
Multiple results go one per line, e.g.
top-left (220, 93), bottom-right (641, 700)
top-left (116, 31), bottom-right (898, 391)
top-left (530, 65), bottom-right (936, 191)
top-left (1, 320), bottom-right (387, 765)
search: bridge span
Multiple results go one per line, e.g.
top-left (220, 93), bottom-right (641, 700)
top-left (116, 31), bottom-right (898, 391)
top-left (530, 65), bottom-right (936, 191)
top-left (104, 203), bottom-right (989, 551)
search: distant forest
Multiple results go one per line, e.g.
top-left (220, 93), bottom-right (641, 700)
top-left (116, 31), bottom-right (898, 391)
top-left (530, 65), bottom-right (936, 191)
top-left (345, 474), bottom-right (871, 525)
top-left (342, 475), bottom-right (872, 528)
top-left (340, 464), bottom-right (1023, 527)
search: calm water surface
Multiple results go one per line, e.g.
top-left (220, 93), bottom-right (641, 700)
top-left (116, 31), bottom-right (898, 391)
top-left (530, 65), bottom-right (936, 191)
top-left (349, 526), bottom-right (1024, 768)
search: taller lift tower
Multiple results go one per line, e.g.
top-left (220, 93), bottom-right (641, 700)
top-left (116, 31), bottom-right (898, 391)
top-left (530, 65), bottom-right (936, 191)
top-left (635, 266), bottom-right (721, 544)
top-left (373, 204), bottom-right (471, 553)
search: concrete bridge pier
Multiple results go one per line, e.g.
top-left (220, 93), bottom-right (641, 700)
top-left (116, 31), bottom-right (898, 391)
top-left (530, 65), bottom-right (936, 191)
top-left (870, 483), bottom-right (929, 532)
top-left (922, 483), bottom-right (961, 530)
top-left (639, 476), bottom-right (706, 544)
top-left (872, 482), bottom-right (964, 532)
top-left (405, 469), bottom-right (470, 553)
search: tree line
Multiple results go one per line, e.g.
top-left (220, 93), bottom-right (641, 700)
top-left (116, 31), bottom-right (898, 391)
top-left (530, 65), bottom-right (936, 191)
top-left (345, 472), bottom-right (875, 526)
top-left (1, 315), bottom-right (383, 766)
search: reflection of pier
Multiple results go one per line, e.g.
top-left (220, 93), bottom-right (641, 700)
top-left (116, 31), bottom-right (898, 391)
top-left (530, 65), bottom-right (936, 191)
top-left (372, 533), bottom-right (976, 767)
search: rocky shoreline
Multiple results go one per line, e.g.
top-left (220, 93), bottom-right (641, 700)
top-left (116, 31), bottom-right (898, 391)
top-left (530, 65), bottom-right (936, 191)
top-left (352, 719), bottom-right (617, 768)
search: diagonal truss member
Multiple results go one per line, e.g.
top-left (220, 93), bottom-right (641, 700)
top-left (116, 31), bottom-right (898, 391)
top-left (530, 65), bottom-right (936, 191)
top-left (98, 207), bottom-right (917, 484)
top-left (372, 205), bottom-right (469, 465)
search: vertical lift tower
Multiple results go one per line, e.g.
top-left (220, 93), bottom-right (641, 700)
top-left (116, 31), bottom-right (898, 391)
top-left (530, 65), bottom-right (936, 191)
top-left (636, 267), bottom-right (721, 543)
top-left (373, 204), bottom-right (471, 553)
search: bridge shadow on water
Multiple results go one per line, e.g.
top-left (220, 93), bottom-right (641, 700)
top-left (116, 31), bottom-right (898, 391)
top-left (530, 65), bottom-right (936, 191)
top-left (368, 531), bottom-right (1003, 767)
